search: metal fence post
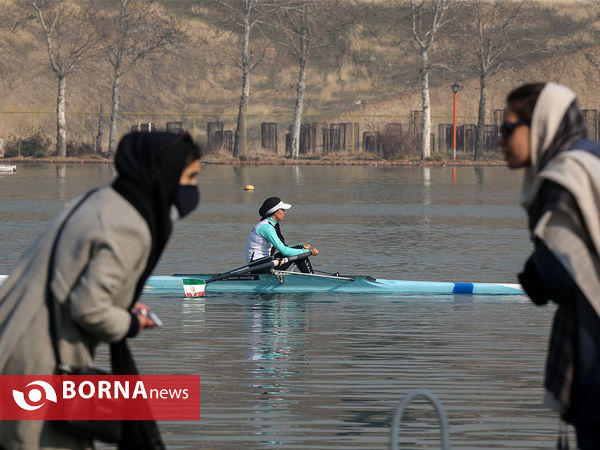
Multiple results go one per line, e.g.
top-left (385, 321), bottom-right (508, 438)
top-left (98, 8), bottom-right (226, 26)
top-left (193, 116), bottom-right (196, 142)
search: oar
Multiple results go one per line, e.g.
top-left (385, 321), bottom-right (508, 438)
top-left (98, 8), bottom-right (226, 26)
top-left (182, 252), bottom-right (312, 297)
top-left (205, 255), bottom-right (274, 282)
top-left (207, 251), bottom-right (312, 283)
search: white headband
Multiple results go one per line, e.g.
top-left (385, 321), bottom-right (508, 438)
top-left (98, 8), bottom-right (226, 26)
top-left (266, 201), bottom-right (291, 216)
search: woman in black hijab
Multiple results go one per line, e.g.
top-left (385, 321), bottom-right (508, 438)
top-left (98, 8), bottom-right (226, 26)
top-left (112, 132), bottom-right (202, 449)
top-left (0, 132), bottom-right (201, 450)
top-left (113, 131), bottom-right (202, 307)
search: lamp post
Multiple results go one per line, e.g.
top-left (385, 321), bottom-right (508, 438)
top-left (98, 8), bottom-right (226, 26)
top-left (451, 82), bottom-right (461, 161)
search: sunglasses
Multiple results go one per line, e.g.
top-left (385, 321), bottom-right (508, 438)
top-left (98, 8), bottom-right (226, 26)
top-left (500, 120), bottom-right (527, 140)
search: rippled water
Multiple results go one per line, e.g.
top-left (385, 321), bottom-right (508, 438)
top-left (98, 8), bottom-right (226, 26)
top-left (0, 164), bottom-right (570, 448)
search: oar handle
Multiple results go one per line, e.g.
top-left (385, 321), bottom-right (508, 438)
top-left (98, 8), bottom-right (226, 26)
top-left (276, 251), bottom-right (312, 266)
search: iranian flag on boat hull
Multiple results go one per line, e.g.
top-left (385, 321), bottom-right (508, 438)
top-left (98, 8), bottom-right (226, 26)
top-left (182, 279), bottom-right (206, 297)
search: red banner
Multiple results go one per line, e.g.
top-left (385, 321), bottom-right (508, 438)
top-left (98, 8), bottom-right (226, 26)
top-left (0, 375), bottom-right (200, 420)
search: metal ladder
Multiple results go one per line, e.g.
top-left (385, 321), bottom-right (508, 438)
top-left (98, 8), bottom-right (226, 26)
top-left (389, 388), bottom-right (451, 450)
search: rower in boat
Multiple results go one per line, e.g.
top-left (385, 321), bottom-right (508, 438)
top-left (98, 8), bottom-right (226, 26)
top-left (246, 197), bottom-right (319, 273)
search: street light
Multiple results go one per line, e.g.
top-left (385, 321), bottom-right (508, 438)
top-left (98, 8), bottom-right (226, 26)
top-left (451, 82), bottom-right (461, 161)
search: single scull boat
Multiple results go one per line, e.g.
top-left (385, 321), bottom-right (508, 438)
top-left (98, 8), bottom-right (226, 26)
top-left (144, 271), bottom-right (524, 295)
top-left (0, 253), bottom-right (524, 296)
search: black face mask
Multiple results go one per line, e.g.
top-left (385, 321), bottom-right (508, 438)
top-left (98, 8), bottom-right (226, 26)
top-left (174, 185), bottom-right (200, 219)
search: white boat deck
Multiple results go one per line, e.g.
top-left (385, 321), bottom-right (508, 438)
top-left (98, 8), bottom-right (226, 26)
top-left (0, 165), bottom-right (16, 173)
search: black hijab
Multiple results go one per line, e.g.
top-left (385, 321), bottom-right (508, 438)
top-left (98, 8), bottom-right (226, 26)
top-left (112, 131), bottom-right (200, 304)
top-left (259, 197), bottom-right (288, 249)
top-left (110, 132), bottom-right (199, 450)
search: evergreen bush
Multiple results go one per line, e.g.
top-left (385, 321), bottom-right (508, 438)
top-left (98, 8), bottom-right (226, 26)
top-left (4, 129), bottom-right (52, 158)
top-left (66, 141), bottom-right (95, 157)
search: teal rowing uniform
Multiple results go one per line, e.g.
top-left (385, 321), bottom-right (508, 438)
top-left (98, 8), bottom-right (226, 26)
top-left (246, 217), bottom-right (305, 263)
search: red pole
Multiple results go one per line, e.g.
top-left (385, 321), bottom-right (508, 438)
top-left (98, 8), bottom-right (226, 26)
top-left (452, 92), bottom-right (457, 161)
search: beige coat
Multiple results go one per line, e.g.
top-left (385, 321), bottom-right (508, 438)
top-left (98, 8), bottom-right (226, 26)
top-left (0, 186), bottom-right (151, 450)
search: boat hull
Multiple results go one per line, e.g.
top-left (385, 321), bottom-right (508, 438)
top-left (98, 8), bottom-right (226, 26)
top-left (144, 271), bottom-right (524, 295)
top-left (0, 272), bottom-right (524, 295)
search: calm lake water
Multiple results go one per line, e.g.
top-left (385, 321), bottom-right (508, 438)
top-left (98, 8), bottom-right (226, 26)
top-left (0, 164), bottom-right (570, 448)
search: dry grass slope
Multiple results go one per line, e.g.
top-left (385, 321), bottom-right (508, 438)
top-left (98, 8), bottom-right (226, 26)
top-left (1, 0), bottom-right (600, 151)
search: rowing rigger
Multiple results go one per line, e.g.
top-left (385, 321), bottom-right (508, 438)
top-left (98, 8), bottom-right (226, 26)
top-left (176, 252), bottom-right (313, 297)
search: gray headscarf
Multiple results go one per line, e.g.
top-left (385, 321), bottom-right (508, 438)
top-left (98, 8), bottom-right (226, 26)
top-left (526, 83), bottom-right (600, 318)
top-left (520, 83), bottom-right (584, 208)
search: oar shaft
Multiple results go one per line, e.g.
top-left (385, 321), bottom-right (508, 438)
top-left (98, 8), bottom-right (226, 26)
top-left (206, 251), bottom-right (312, 284)
top-left (206, 265), bottom-right (257, 283)
top-left (206, 256), bottom-right (274, 283)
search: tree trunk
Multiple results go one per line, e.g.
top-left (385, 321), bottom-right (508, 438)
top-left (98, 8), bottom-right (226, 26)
top-left (95, 104), bottom-right (104, 155)
top-left (108, 68), bottom-right (121, 157)
top-left (56, 75), bottom-right (67, 157)
top-left (290, 29), bottom-right (309, 160)
top-left (474, 73), bottom-right (487, 161)
top-left (233, 13), bottom-right (251, 158)
top-left (419, 48), bottom-right (431, 159)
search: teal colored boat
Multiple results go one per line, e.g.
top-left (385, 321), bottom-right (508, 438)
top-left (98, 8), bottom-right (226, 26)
top-left (144, 270), bottom-right (525, 296)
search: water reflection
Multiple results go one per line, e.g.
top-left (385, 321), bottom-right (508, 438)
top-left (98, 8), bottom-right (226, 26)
top-left (421, 167), bottom-right (431, 206)
top-left (56, 164), bottom-right (67, 199)
top-left (475, 166), bottom-right (484, 185)
top-left (246, 294), bottom-right (309, 443)
top-left (232, 166), bottom-right (251, 203)
top-left (421, 166), bottom-right (431, 188)
top-left (181, 297), bottom-right (206, 325)
top-left (246, 294), bottom-right (307, 370)
top-left (290, 165), bottom-right (303, 186)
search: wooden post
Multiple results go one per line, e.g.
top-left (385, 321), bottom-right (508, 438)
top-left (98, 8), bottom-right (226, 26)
top-left (351, 117), bottom-right (355, 154)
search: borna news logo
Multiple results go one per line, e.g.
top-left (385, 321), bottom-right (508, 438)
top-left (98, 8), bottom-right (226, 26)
top-left (0, 375), bottom-right (200, 420)
top-left (12, 380), bottom-right (58, 411)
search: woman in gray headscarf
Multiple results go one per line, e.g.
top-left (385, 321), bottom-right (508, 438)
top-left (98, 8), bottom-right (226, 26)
top-left (500, 82), bottom-right (600, 449)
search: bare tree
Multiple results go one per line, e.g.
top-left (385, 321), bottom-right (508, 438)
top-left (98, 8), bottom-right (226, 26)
top-left (95, 103), bottom-right (104, 154)
top-left (276, 1), bottom-right (313, 159)
top-left (103, 0), bottom-right (182, 156)
top-left (272, 1), bottom-right (331, 159)
top-left (31, 0), bottom-right (102, 157)
top-left (1, 5), bottom-right (53, 103)
top-left (410, 0), bottom-right (450, 160)
top-left (274, 0), bottom-right (355, 159)
top-left (584, 51), bottom-right (600, 76)
top-left (579, 4), bottom-right (600, 98)
top-left (457, 0), bottom-right (540, 160)
top-left (0, 6), bottom-right (19, 97)
top-left (209, 0), bottom-right (277, 157)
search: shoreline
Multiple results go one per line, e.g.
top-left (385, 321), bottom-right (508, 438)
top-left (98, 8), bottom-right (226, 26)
top-left (1, 155), bottom-right (507, 167)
